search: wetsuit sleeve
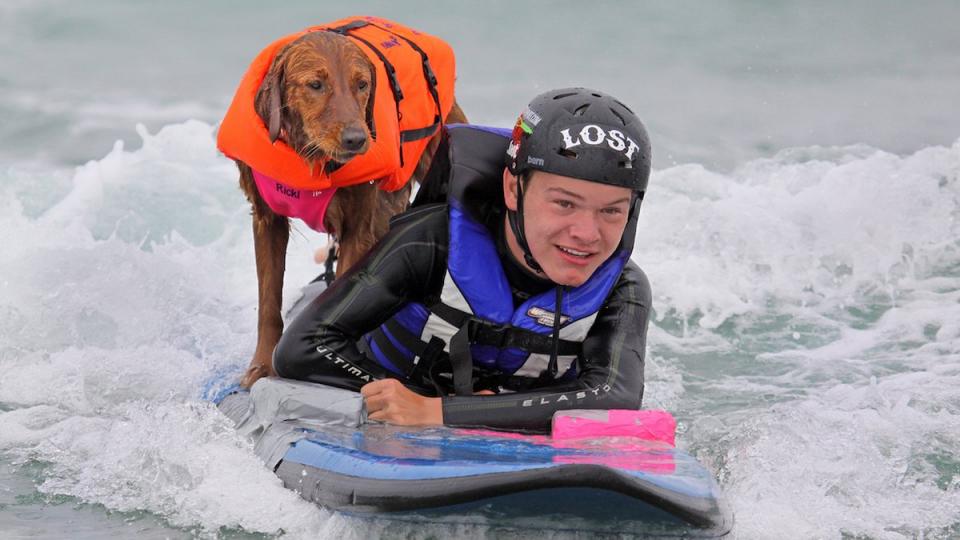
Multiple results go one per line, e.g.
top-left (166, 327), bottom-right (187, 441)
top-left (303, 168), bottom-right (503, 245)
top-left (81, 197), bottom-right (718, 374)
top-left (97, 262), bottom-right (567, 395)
top-left (441, 262), bottom-right (652, 432)
top-left (272, 206), bottom-right (448, 389)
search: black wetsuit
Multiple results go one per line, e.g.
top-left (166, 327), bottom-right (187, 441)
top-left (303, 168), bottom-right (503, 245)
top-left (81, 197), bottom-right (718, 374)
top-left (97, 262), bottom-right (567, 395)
top-left (273, 129), bottom-right (652, 432)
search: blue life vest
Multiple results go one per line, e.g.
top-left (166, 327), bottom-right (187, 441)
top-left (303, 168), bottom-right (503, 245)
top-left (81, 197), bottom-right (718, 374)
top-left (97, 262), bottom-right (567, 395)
top-left (361, 126), bottom-right (632, 390)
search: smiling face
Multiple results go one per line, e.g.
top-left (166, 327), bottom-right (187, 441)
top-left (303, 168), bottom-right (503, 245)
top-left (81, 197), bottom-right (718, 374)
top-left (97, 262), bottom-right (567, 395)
top-left (503, 169), bottom-right (633, 287)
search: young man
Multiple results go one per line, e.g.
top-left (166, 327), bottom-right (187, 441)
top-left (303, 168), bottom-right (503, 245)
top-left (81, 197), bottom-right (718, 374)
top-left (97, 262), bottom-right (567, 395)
top-left (272, 88), bottom-right (653, 431)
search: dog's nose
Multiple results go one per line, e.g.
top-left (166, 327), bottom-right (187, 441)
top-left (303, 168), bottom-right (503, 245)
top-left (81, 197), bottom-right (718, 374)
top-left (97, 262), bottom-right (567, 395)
top-left (340, 128), bottom-right (368, 152)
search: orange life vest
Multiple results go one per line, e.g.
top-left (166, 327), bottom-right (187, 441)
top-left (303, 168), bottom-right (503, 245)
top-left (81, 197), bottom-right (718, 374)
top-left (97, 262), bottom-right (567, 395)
top-left (217, 16), bottom-right (457, 192)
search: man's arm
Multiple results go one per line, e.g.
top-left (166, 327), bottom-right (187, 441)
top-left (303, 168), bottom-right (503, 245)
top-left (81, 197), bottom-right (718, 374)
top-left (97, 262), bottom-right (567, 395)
top-left (441, 262), bottom-right (651, 432)
top-left (272, 206), bottom-right (448, 388)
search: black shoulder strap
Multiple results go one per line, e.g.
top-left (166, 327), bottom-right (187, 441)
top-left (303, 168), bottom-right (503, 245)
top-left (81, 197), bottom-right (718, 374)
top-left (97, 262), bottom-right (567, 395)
top-left (365, 21), bottom-right (444, 143)
top-left (328, 20), bottom-right (448, 166)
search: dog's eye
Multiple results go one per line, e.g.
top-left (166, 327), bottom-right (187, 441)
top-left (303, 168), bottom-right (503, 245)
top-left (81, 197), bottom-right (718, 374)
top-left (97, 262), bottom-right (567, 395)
top-left (357, 80), bottom-right (369, 91)
top-left (308, 80), bottom-right (324, 91)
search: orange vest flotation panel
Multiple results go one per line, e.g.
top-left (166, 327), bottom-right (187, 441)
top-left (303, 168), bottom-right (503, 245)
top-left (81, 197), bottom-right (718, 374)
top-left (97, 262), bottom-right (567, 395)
top-left (217, 16), bottom-right (457, 192)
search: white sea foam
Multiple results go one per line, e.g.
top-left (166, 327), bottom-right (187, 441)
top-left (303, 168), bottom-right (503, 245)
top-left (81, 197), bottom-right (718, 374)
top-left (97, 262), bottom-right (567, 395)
top-left (633, 139), bottom-right (960, 538)
top-left (0, 121), bottom-right (331, 537)
top-left (1, 121), bottom-right (959, 538)
top-left (638, 140), bottom-right (960, 338)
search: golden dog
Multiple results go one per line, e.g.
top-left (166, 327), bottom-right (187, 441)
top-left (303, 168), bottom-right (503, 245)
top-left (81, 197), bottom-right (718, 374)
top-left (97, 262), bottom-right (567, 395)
top-left (220, 22), bottom-right (466, 388)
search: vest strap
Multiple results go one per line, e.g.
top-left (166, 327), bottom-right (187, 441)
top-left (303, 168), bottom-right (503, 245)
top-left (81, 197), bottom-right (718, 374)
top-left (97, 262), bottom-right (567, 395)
top-left (367, 21), bottom-right (444, 123)
top-left (327, 20), bottom-right (370, 33)
top-left (449, 321), bottom-right (474, 396)
top-left (400, 118), bottom-right (441, 143)
top-left (329, 26), bottom-right (406, 167)
top-left (329, 21), bottom-right (443, 171)
top-left (429, 302), bottom-right (582, 355)
top-left (331, 20), bottom-right (448, 166)
top-left (369, 318), bottom-right (448, 378)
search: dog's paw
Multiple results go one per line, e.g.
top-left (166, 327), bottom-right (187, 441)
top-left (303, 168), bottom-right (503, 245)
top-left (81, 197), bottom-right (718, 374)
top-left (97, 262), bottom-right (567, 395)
top-left (240, 364), bottom-right (272, 389)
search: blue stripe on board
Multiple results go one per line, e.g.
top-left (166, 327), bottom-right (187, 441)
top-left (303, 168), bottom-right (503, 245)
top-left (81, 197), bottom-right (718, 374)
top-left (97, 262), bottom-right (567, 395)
top-left (281, 434), bottom-right (718, 499)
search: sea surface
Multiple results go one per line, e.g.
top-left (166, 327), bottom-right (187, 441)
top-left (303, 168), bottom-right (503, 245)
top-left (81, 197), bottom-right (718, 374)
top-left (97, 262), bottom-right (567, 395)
top-left (1, 1), bottom-right (959, 538)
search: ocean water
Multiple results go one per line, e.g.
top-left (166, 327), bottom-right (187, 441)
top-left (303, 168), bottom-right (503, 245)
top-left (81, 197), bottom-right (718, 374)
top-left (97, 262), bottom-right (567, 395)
top-left (1, 1), bottom-right (959, 538)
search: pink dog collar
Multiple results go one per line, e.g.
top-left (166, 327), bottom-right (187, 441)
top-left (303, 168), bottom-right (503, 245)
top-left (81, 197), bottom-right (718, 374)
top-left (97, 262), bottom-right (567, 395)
top-left (252, 169), bottom-right (339, 233)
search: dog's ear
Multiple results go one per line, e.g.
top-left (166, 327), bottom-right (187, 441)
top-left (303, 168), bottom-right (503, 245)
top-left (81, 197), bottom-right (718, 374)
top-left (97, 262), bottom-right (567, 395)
top-left (267, 76), bottom-right (283, 143)
top-left (364, 59), bottom-right (377, 140)
top-left (256, 47), bottom-right (288, 143)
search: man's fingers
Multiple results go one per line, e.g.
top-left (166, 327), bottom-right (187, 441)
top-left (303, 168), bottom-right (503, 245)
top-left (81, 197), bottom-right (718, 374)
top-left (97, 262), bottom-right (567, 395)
top-left (361, 378), bottom-right (399, 397)
top-left (367, 409), bottom-right (387, 422)
top-left (364, 393), bottom-right (388, 412)
top-left (360, 380), bottom-right (383, 397)
top-left (361, 380), bottom-right (389, 398)
top-left (368, 409), bottom-right (407, 425)
top-left (367, 405), bottom-right (402, 424)
top-left (361, 379), bottom-right (439, 427)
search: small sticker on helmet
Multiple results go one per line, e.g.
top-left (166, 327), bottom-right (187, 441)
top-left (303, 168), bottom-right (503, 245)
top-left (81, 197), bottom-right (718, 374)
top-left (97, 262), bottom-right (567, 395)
top-left (506, 140), bottom-right (519, 158)
top-left (510, 117), bottom-right (525, 144)
top-left (507, 116), bottom-right (525, 159)
top-left (522, 107), bottom-right (542, 127)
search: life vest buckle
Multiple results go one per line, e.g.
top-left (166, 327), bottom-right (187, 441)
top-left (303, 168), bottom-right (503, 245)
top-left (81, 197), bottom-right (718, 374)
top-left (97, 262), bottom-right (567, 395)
top-left (466, 319), bottom-right (512, 349)
top-left (383, 62), bottom-right (404, 102)
top-left (422, 59), bottom-right (438, 87)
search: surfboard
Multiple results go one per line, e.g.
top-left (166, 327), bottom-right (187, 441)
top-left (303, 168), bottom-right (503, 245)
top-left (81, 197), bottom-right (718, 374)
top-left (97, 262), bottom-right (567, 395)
top-left (206, 376), bottom-right (733, 537)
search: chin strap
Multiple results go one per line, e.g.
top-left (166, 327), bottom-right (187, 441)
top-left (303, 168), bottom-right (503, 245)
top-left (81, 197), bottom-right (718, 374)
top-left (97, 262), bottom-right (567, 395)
top-left (506, 174), bottom-right (544, 274)
top-left (507, 174), bottom-right (566, 383)
top-left (541, 285), bottom-right (565, 382)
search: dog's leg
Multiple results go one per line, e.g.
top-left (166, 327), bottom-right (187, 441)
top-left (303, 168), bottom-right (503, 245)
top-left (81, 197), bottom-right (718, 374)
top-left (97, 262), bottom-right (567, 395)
top-left (238, 165), bottom-right (289, 388)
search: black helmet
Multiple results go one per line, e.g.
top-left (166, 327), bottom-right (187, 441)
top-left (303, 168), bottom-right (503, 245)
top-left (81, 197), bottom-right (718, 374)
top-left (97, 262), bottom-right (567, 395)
top-left (506, 88), bottom-right (651, 193)
top-left (504, 88), bottom-right (650, 276)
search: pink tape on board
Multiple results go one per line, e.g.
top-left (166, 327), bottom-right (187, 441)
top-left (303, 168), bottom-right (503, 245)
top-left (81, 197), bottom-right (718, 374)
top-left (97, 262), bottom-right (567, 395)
top-left (457, 410), bottom-right (678, 474)
top-left (252, 169), bottom-right (338, 233)
top-left (551, 409), bottom-right (676, 446)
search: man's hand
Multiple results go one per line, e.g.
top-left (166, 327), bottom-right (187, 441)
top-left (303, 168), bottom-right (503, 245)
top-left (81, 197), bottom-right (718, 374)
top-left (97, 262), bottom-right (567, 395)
top-left (361, 379), bottom-right (443, 426)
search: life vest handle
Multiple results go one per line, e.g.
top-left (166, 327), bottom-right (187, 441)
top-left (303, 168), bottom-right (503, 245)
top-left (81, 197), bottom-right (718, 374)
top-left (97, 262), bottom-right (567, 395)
top-left (364, 21), bottom-right (444, 124)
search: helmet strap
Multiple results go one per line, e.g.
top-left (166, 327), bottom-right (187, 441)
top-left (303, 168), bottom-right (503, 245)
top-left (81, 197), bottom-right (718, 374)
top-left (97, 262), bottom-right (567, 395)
top-left (630, 191), bottom-right (643, 217)
top-left (506, 173), bottom-right (544, 274)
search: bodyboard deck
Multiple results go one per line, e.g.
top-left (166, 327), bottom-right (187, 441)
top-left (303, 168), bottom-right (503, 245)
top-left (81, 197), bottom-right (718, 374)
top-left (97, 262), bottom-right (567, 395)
top-left (208, 377), bottom-right (732, 536)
